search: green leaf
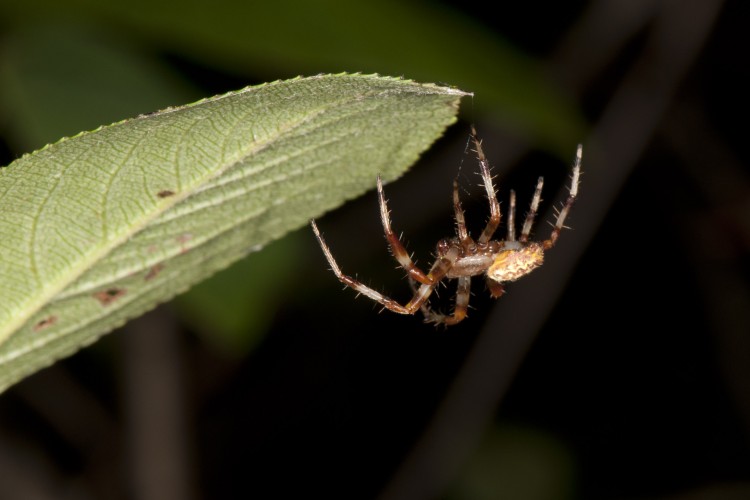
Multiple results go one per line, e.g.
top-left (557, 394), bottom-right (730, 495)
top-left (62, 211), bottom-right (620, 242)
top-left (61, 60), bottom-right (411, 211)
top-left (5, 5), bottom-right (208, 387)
top-left (0, 74), bottom-right (467, 392)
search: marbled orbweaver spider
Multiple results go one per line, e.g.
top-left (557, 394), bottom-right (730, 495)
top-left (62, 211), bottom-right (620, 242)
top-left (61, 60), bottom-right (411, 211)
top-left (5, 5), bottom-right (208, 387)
top-left (311, 128), bottom-right (582, 325)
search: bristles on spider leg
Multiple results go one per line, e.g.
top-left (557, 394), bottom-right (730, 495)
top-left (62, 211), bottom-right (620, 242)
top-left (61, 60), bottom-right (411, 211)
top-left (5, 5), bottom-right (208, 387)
top-left (542, 145), bottom-right (581, 250)
top-left (312, 219), bottom-right (425, 315)
top-left (377, 177), bottom-right (433, 285)
top-left (571, 144), bottom-right (582, 195)
top-left (520, 177), bottom-right (544, 243)
top-left (311, 220), bottom-right (343, 276)
top-left (452, 179), bottom-right (469, 242)
top-left (471, 129), bottom-right (502, 245)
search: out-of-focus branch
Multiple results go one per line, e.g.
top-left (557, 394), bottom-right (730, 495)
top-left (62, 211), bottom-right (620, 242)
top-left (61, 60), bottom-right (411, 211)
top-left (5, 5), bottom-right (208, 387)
top-left (123, 308), bottom-right (195, 500)
top-left (662, 102), bottom-right (750, 440)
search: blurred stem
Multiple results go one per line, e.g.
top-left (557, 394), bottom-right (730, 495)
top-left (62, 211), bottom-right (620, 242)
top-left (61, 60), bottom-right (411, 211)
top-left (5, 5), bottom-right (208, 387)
top-left (123, 308), bottom-right (195, 500)
top-left (662, 101), bottom-right (750, 440)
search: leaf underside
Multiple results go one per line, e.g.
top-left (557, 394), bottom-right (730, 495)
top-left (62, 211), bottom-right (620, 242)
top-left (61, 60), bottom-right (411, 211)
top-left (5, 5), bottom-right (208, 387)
top-left (0, 74), bottom-right (467, 392)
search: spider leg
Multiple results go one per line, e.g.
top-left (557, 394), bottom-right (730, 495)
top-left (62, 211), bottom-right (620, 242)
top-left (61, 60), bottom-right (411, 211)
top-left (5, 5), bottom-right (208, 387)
top-left (470, 127), bottom-right (502, 244)
top-left (311, 220), bottom-right (460, 315)
top-left (486, 278), bottom-right (506, 299)
top-left (507, 189), bottom-right (517, 242)
top-left (409, 276), bottom-right (472, 325)
top-left (519, 177), bottom-right (544, 243)
top-left (542, 144), bottom-right (582, 250)
top-left (408, 276), bottom-right (439, 320)
top-left (377, 176), bottom-right (433, 285)
top-left (453, 179), bottom-right (469, 242)
top-left (444, 276), bottom-right (471, 325)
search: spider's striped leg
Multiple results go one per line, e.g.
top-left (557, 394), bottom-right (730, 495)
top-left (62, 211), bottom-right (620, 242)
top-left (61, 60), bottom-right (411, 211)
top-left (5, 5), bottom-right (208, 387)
top-left (409, 276), bottom-right (472, 325)
top-left (507, 190), bottom-right (517, 242)
top-left (377, 176), bottom-right (433, 285)
top-left (471, 127), bottom-right (502, 244)
top-left (311, 220), bottom-right (459, 315)
top-left (543, 144), bottom-right (582, 250)
top-left (519, 177), bottom-right (544, 244)
top-left (453, 179), bottom-right (469, 242)
top-left (444, 276), bottom-right (471, 325)
top-left (407, 241), bottom-right (472, 325)
top-left (403, 244), bottom-right (462, 314)
top-left (407, 276), bottom-right (445, 323)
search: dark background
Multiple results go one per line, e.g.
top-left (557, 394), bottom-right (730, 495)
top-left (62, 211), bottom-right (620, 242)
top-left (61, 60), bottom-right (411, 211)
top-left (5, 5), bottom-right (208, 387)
top-left (1, 1), bottom-right (748, 499)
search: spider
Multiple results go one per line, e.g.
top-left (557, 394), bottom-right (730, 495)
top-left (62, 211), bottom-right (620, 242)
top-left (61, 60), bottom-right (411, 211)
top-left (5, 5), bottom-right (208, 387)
top-left (310, 127), bottom-right (582, 325)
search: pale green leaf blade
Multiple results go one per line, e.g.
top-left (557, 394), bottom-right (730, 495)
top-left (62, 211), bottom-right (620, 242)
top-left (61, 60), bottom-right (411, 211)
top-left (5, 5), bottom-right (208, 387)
top-left (0, 74), bottom-right (467, 392)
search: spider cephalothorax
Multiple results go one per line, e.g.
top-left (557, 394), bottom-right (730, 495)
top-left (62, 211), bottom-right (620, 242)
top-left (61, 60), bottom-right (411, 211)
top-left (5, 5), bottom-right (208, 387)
top-left (311, 128), bottom-right (581, 325)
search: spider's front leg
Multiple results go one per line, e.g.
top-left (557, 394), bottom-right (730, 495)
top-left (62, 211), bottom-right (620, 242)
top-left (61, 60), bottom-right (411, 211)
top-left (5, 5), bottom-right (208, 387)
top-left (311, 221), bottom-right (460, 316)
top-left (471, 127), bottom-right (502, 244)
top-left (377, 176), bottom-right (434, 285)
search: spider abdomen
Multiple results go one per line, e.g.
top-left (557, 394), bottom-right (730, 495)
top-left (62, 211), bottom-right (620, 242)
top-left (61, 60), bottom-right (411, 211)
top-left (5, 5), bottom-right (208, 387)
top-left (487, 243), bottom-right (544, 283)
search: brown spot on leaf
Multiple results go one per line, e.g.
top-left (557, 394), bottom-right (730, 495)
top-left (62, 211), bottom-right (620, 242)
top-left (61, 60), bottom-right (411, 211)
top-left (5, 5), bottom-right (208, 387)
top-left (145, 263), bottom-right (165, 281)
top-left (94, 287), bottom-right (127, 306)
top-left (177, 234), bottom-right (192, 254)
top-left (158, 190), bottom-right (175, 198)
top-left (33, 315), bottom-right (58, 332)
